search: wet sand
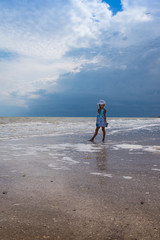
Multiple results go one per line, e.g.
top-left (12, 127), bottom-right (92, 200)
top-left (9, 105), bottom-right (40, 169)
top-left (0, 133), bottom-right (160, 240)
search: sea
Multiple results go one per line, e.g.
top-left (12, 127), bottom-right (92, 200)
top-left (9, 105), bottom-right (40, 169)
top-left (0, 117), bottom-right (160, 176)
top-left (0, 117), bottom-right (160, 142)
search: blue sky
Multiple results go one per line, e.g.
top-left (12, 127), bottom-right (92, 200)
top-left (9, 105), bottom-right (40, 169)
top-left (0, 0), bottom-right (160, 117)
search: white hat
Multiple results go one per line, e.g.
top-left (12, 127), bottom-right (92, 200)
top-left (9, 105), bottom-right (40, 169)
top-left (97, 99), bottom-right (106, 105)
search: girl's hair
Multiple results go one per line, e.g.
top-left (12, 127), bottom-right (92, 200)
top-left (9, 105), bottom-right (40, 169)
top-left (98, 106), bottom-right (106, 114)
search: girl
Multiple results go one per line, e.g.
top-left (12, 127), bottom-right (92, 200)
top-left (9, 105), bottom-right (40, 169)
top-left (89, 100), bottom-right (108, 142)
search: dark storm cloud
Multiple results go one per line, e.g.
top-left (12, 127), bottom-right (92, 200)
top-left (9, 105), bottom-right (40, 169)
top-left (26, 41), bottom-right (160, 117)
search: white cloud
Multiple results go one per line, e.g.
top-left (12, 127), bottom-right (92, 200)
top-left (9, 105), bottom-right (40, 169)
top-left (0, 0), bottom-right (111, 58)
top-left (0, 0), bottom-right (160, 107)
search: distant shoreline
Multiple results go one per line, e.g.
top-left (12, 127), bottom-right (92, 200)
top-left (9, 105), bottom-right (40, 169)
top-left (0, 116), bottom-right (159, 118)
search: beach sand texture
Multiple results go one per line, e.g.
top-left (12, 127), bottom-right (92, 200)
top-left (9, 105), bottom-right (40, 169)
top-left (0, 117), bottom-right (160, 240)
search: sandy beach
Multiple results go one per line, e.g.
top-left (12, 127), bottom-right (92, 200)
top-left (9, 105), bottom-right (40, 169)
top-left (0, 118), bottom-right (160, 240)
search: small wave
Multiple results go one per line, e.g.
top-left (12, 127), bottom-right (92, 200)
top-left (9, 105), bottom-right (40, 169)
top-left (0, 117), bottom-right (160, 140)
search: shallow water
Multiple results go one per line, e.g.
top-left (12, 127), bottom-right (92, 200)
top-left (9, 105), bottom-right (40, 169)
top-left (0, 117), bottom-right (160, 141)
top-left (0, 117), bottom-right (160, 175)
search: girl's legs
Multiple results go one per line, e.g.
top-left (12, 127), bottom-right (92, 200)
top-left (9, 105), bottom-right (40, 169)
top-left (102, 127), bottom-right (106, 142)
top-left (89, 126), bottom-right (100, 141)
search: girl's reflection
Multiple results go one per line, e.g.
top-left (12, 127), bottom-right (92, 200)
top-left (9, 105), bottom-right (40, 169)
top-left (96, 144), bottom-right (108, 173)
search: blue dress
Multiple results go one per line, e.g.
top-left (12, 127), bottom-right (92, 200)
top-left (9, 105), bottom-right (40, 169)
top-left (96, 109), bottom-right (108, 127)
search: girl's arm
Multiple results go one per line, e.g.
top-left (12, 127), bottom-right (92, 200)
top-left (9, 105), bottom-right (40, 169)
top-left (104, 109), bottom-right (107, 123)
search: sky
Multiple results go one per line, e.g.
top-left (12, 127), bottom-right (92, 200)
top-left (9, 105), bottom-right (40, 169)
top-left (0, 0), bottom-right (160, 117)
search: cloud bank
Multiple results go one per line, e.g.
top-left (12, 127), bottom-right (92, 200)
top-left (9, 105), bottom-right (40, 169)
top-left (0, 0), bottom-right (160, 116)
